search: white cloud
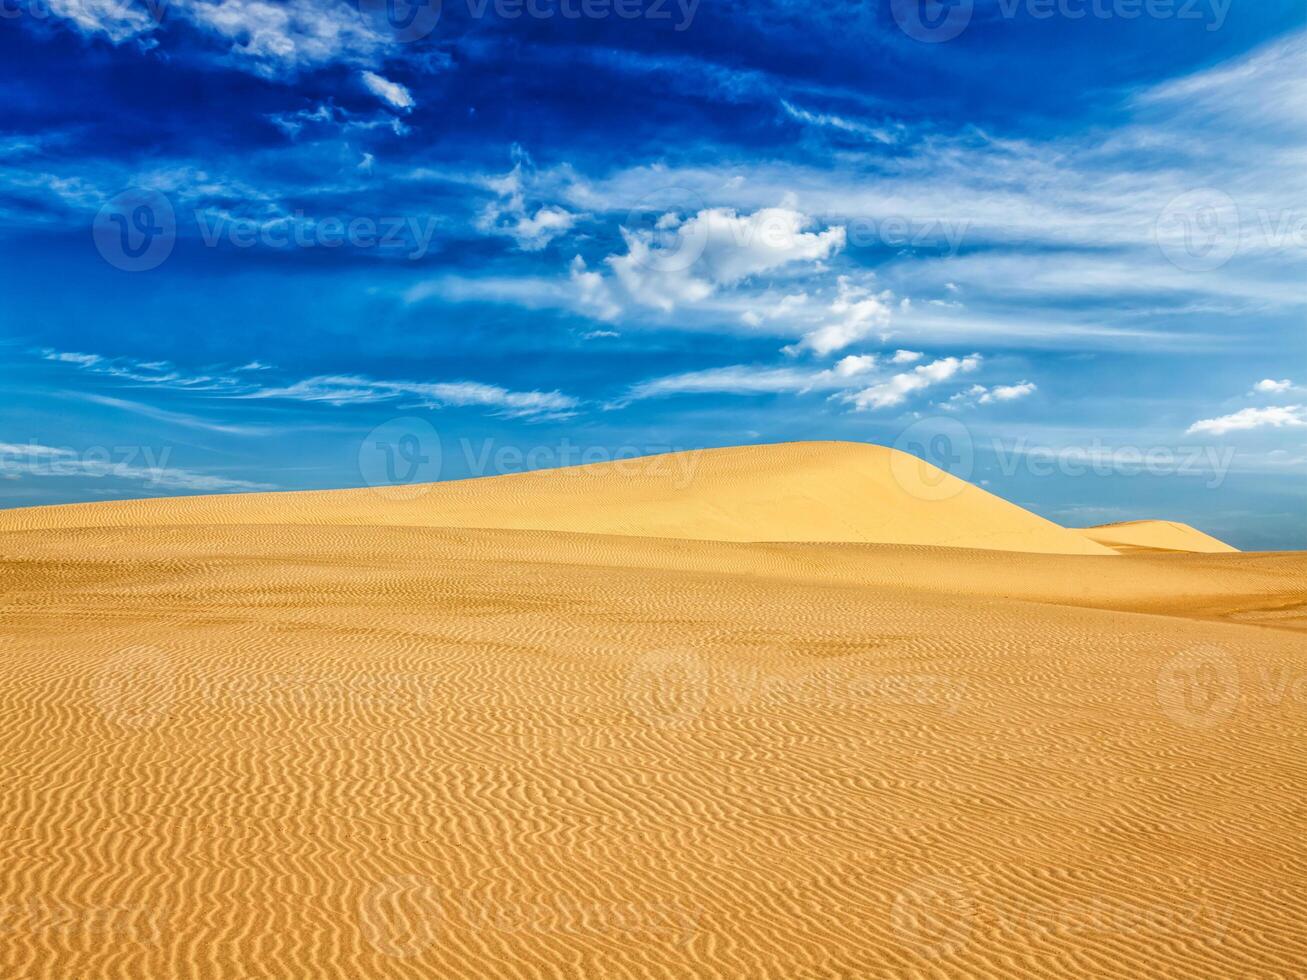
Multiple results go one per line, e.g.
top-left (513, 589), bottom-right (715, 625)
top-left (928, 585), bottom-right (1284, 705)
top-left (0, 440), bottom-right (273, 492)
top-left (248, 375), bottom-right (579, 419)
top-left (625, 364), bottom-right (831, 401)
top-left (1252, 378), bottom-right (1294, 394)
top-left (780, 100), bottom-right (898, 144)
top-left (947, 380), bottom-right (1037, 409)
top-left (39, 348), bottom-right (576, 421)
top-left (982, 381), bottom-right (1037, 403)
top-left (569, 256), bottom-right (622, 321)
top-left (47, 0), bottom-right (394, 76)
top-left (787, 276), bottom-right (893, 356)
top-left (604, 206), bottom-right (845, 314)
top-left (846, 354), bottom-right (981, 411)
top-left (890, 349), bottom-right (922, 364)
top-left (741, 292), bottom-right (808, 327)
top-left (478, 148), bottom-right (581, 252)
top-left (1187, 405), bottom-right (1307, 436)
top-left (360, 71), bottom-right (414, 111)
top-left (625, 349), bottom-right (960, 406)
top-left (833, 354), bottom-right (877, 377)
top-left (43, 0), bottom-right (156, 43)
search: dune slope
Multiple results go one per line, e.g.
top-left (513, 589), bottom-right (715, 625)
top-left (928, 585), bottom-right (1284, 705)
top-left (0, 441), bottom-right (1113, 556)
top-left (1080, 519), bottom-right (1240, 554)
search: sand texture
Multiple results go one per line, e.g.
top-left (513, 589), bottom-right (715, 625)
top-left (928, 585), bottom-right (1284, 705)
top-left (1, 442), bottom-right (1303, 979)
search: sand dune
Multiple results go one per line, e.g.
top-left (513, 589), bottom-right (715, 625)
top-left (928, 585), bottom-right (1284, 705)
top-left (0, 441), bottom-right (1114, 556)
top-left (1, 442), bottom-right (1303, 979)
top-left (1079, 519), bottom-right (1240, 554)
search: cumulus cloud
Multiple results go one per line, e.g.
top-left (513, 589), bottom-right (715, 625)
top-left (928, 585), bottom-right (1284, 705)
top-left (477, 148), bottom-right (581, 252)
top-left (1187, 405), bottom-right (1307, 436)
top-left (947, 380), bottom-right (1037, 409)
top-left (846, 354), bottom-right (981, 411)
top-left (569, 256), bottom-right (622, 321)
top-left (1252, 378), bottom-right (1295, 394)
top-left (360, 71), bottom-right (414, 111)
top-left (602, 206), bottom-right (845, 315)
top-left (786, 276), bottom-right (893, 356)
top-left (890, 349), bottom-right (922, 364)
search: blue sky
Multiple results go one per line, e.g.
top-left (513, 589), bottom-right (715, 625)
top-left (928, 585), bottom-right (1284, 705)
top-left (1, 0), bottom-right (1304, 548)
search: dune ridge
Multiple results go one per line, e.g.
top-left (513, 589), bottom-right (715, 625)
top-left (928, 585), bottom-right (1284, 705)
top-left (0, 441), bottom-right (1115, 556)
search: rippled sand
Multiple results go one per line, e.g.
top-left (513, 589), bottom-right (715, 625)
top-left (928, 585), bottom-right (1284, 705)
top-left (1, 444), bottom-right (1303, 978)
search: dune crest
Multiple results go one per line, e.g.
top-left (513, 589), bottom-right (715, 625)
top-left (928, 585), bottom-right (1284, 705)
top-left (0, 441), bottom-right (1114, 556)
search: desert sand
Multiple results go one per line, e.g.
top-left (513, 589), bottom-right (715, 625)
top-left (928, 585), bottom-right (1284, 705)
top-left (0, 441), bottom-right (1303, 978)
top-left (1078, 519), bottom-right (1241, 555)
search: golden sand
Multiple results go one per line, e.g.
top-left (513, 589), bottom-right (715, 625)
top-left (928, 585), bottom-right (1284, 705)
top-left (1, 442), bottom-right (1303, 978)
top-left (1078, 519), bottom-right (1241, 555)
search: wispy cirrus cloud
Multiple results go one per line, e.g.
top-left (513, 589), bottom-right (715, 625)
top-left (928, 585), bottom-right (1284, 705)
top-left (1187, 406), bottom-right (1307, 436)
top-left (246, 375), bottom-right (579, 419)
top-left (39, 350), bottom-right (580, 421)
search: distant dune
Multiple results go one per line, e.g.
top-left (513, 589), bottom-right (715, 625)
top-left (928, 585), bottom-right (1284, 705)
top-left (0, 441), bottom-right (1115, 556)
top-left (1078, 519), bottom-right (1240, 554)
top-left (2, 441), bottom-right (1303, 979)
